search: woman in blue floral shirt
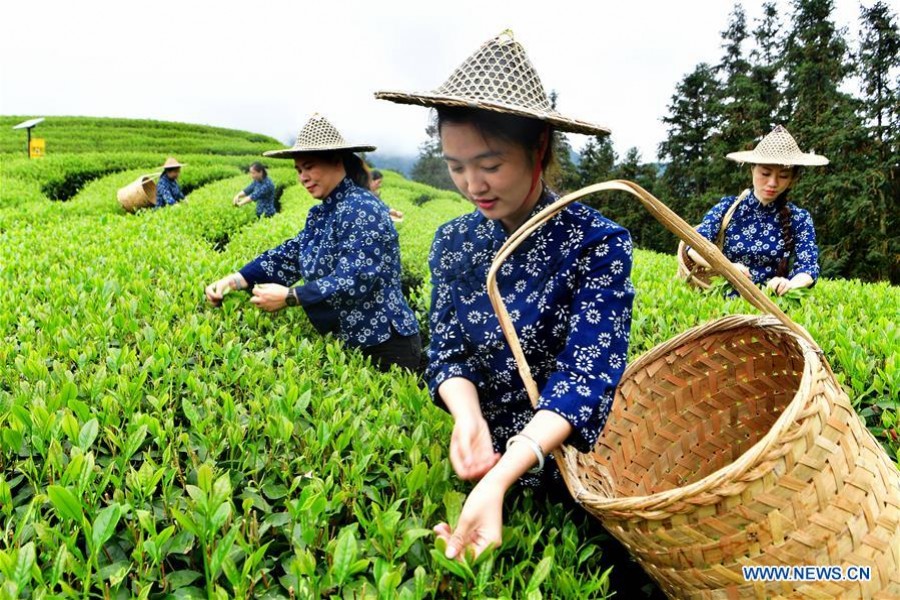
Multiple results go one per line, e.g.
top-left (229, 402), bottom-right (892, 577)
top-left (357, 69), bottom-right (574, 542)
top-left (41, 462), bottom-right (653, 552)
top-left (377, 31), bottom-right (633, 560)
top-left (686, 125), bottom-right (828, 295)
top-left (204, 114), bottom-right (421, 372)
top-left (155, 157), bottom-right (185, 207)
top-left (233, 162), bottom-right (276, 217)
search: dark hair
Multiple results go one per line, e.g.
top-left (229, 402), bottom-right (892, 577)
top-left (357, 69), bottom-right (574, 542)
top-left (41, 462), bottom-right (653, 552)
top-left (304, 151), bottom-right (370, 189)
top-left (436, 107), bottom-right (555, 172)
top-left (249, 161), bottom-right (268, 178)
top-left (370, 169), bottom-right (383, 181)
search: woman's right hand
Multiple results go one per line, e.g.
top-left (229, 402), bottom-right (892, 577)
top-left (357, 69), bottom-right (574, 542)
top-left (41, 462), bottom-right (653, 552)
top-left (732, 261), bottom-right (751, 278)
top-left (205, 273), bottom-right (245, 306)
top-left (450, 414), bottom-right (500, 481)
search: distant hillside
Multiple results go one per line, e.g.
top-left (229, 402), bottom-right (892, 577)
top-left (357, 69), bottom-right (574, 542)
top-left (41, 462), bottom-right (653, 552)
top-left (368, 152), bottom-right (417, 177)
top-left (0, 116), bottom-right (281, 156)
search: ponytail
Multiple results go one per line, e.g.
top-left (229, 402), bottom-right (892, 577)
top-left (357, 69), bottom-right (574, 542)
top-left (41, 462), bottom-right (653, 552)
top-left (341, 153), bottom-right (370, 189)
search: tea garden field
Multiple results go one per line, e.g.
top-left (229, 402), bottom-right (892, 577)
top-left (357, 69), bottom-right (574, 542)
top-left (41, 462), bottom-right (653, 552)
top-left (0, 117), bottom-right (897, 599)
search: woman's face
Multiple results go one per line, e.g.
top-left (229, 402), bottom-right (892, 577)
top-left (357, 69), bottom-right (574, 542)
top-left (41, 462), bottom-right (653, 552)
top-left (440, 121), bottom-right (540, 231)
top-left (294, 155), bottom-right (345, 200)
top-left (751, 164), bottom-right (795, 204)
top-left (166, 168), bottom-right (180, 180)
top-left (250, 167), bottom-right (264, 182)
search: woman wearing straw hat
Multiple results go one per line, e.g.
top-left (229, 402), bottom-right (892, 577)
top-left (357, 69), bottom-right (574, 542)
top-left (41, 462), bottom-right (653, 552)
top-left (686, 125), bottom-right (827, 295)
top-left (204, 114), bottom-right (421, 372)
top-left (376, 31), bottom-right (634, 560)
top-left (155, 157), bottom-right (186, 208)
top-left (233, 162), bottom-right (277, 218)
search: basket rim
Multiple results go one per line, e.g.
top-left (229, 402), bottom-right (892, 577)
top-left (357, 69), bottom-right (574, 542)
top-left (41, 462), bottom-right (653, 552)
top-left (563, 314), bottom-right (823, 514)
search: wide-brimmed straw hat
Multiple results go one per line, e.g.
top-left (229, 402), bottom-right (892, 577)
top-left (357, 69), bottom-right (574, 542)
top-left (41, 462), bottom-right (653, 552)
top-left (375, 30), bottom-right (610, 136)
top-left (726, 125), bottom-right (829, 166)
top-left (160, 157), bottom-right (185, 171)
top-left (264, 113), bottom-right (376, 158)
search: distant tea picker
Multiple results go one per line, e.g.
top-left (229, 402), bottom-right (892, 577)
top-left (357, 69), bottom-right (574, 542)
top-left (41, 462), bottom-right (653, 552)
top-left (205, 114), bottom-right (422, 372)
top-left (155, 157), bottom-right (186, 208)
top-left (233, 161), bottom-right (277, 218)
top-left (680, 125), bottom-right (827, 295)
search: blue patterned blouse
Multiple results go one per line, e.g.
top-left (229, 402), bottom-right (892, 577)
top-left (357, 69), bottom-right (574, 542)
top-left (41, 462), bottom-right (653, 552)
top-left (238, 177), bottom-right (419, 348)
top-left (426, 189), bottom-right (634, 485)
top-left (695, 191), bottom-right (820, 284)
top-left (155, 174), bottom-right (184, 207)
top-left (244, 177), bottom-right (276, 218)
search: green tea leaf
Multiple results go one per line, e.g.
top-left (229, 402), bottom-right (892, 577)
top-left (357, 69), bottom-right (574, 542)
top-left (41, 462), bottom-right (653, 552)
top-left (48, 486), bottom-right (83, 523)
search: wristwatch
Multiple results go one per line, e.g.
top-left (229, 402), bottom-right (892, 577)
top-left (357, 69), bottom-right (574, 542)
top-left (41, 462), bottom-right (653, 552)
top-left (285, 287), bottom-right (300, 307)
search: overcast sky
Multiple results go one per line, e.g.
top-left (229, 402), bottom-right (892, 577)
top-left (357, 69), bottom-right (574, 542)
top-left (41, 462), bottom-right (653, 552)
top-left (1, 0), bottom-right (869, 161)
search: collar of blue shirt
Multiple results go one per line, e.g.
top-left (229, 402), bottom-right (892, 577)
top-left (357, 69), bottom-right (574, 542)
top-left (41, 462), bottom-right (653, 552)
top-left (479, 187), bottom-right (558, 241)
top-left (321, 177), bottom-right (356, 208)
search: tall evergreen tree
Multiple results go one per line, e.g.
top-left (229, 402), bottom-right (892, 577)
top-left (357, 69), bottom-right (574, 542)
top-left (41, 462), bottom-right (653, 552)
top-left (746, 3), bottom-right (783, 140)
top-left (410, 122), bottom-right (456, 192)
top-left (547, 90), bottom-right (581, 192)
top-left (576, 135), bottom-right (617, 187)
top-left (858, 2), bottom-right (900, 282)
top-left (613, 148), bottom-right (668, 252)
top-left (710, 3), bottom-right (760, 194)
top-left (781, 0), bottom-right (873, 279)
top-left (658, 62), bottom-right (722, 220)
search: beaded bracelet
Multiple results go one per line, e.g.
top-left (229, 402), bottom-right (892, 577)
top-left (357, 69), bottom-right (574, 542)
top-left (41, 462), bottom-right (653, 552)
top-left (506, 433), bottom-right (545, 474)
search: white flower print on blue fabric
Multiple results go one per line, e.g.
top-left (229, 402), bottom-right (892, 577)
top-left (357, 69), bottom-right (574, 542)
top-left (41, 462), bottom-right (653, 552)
top-left (243, 177), bottom-right (277, 217)
top-left (239, 177), bottom-right (418, 348)
top-left (425, 189), bottom-right (634, 487)
top-left (694, 191), bottom-right (820, 285)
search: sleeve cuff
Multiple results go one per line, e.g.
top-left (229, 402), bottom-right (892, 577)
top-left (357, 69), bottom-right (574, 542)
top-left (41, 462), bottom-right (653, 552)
top-left (296, 281), bottom-right (326, 306)
top-left (238, 262), bottom-right (267, 289)
top-left (426, 364), bottom-right (483, 412)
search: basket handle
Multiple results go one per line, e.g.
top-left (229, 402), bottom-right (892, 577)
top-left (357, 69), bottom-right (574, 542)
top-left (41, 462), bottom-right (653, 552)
top-left (486, 180), bottom-right (817, 408)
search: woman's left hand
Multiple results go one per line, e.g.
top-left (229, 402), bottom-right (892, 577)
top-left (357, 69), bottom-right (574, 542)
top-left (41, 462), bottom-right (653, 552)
top-left (767, 277), bottom-right (793, 296)
top-left (434, 477), bottom-right (505, 560)
top-left (250, 283), bottom-right (289, 312)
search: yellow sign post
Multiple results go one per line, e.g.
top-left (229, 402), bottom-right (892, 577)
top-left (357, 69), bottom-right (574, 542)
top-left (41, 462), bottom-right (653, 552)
top-left (29, 138), bottom-right (46, 159)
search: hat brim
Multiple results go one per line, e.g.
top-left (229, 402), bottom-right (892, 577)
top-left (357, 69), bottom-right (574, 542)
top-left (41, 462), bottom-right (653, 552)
top-left (725, 150), bottom-right (829, 167)
top-left (264, 144), bottom-right (376, 158)
top-left (160, 163), bottom-right (186, 170)
top-left (375, 90), bottom-right (611, 136)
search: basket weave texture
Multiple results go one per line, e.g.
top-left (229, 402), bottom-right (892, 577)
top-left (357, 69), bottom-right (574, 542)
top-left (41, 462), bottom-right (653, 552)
top-left (487, 180), bottom-right (900, 599)
top-left (116, 175), bottom-right (157, 213)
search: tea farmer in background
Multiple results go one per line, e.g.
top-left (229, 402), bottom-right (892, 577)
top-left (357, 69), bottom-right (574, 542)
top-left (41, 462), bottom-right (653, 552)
top-left (369, 169), bottom-right (384, 197)
top-left (377, 31), bottom-right (634, 559)
top-left (204, 114), bottom-right (421, 372)
top-left (369, 168), bottom-right (405, 222)
top-left (233, 161), bottom-right (276, 218)
top-left (155, 157), bottom-right (185, 207)
top-left (685, 125), bottom-right (827, 296)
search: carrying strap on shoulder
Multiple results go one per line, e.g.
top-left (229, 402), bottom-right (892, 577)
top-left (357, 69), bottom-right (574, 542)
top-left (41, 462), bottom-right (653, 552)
top-left (715, 189), bottom-right (750, 249)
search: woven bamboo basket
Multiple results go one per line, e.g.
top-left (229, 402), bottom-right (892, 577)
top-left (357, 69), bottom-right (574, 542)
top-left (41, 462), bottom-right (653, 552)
top-left (676, 192), bottom-right (746, 290)
top-left (117, 174), bottom-right (158, 213)
top-left (487, 180), bottom-right (900, 599)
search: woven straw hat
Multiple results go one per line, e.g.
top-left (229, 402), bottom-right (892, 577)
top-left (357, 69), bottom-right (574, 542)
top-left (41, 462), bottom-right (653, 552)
top-left (160, 157), bottom-right (185, 170)
top-left (375, 30), bottom-right (610, 136)
top-left (726, 125), bottom-right (829, 166)
top-left (264, 113), bottom-right (376, 158)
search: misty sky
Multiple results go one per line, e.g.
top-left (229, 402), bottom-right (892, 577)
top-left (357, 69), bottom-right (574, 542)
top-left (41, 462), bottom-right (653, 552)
top-left (1, 0), bottom-right (868, 160)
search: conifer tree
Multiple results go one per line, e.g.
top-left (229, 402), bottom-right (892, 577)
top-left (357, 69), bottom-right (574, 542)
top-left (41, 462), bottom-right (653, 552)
top-left (658, 62), bottom-right (722, 220)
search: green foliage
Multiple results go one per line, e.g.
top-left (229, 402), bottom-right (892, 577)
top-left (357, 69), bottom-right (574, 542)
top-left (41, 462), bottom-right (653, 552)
top-left (410, 123), bottom-right (456, 192)
top-left (0, 116), bottom-right (280, 156)
top-left (0, 117), bottom-right (896, 599)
